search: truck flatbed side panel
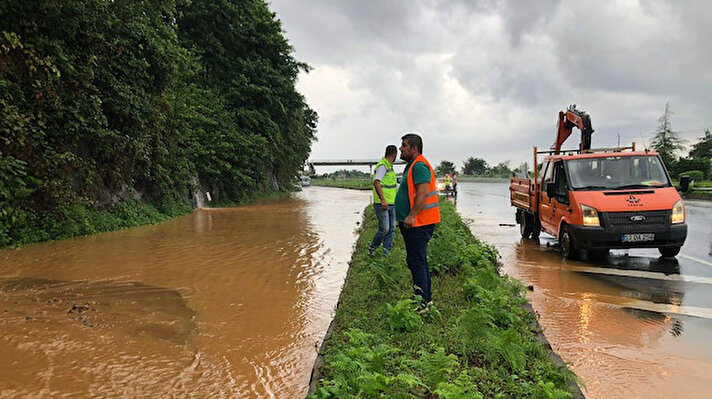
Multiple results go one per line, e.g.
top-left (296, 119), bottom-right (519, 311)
top-left (510, 177), bottom-right (533, 211)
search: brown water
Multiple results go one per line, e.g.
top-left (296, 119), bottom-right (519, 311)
top-left (0, 187), bottom-right (371, 398)
top-left (456, 181), bottom-right (712, 398)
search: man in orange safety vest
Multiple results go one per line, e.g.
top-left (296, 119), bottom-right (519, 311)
top-left (395, 133), bottom-right (441, 312)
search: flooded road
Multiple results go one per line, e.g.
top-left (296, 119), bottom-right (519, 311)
top-left (0, 187), bottom-right (370, 398)
top-left (456, 181), bottom-right (712, 399)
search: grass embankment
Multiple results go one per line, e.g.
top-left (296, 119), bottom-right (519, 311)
top-left (1, 189), bottom-right (293, 250)
top-left (311, 179), bottom-right (372, 190)
top-left (1, 199), bottom-right (192, 249)
top-left (688, 180), bottom-right (712, 200)
top-left (671, 179), bottom-right (712, 201)
top-left (308, 200), bottom-right (580, 398)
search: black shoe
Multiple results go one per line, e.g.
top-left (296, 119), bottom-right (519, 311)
top-left (416, 301), bottom-right (433, 314)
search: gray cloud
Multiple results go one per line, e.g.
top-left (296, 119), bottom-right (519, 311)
top-left (271, 0), bottom-right (712, 168)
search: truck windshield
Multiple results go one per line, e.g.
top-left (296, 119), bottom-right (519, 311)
top-left (566, 156), bottom-right (671, 190)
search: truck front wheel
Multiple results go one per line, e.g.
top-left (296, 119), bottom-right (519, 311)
top-left (658, 246), bottom-right (681, 258)
top-left (560, 226), bottom-right (578, 260)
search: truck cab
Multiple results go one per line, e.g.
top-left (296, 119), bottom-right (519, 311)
top-left (517, 151), bottom-right (687, 258)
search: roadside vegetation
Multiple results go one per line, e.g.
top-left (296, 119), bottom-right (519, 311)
top-left (311, 178), bottom-right (372, 190)
top-left (309, 200), bottom-right (580, 398)
top-left (0, 0), bottom-right (315, 248)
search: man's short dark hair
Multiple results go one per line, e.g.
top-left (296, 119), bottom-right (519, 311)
top-left (385, 145), bottom-right (397, 156)
top-left (401, 133), bottom-right (423, 153)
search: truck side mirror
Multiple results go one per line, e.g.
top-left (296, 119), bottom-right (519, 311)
top-left (678, 175), bottom-right (691, 193)
top-left (545, 182), bottom-right (555, 198)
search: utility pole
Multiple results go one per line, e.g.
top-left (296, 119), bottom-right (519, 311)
top-left (617, 133), bottom-right (621, 147)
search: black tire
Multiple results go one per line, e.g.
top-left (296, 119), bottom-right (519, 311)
top-left (560, 225), bottom-right (578, 260)
top-left (520, 212), bottom-right (533, 238)
top-left (658, 246), bottom-right (681, 258)
top-left (531, 218), bottom-right (541, 239)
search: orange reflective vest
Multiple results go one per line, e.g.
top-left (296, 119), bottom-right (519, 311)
top-left (406, 154), bottom-right (441, 227)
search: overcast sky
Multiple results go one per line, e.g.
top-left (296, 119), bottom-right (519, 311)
top-left (269, 0), bottom-right (712, 171)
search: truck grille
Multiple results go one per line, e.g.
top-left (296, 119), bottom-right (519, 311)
top-left (601, 210), bottom-right (670, 231)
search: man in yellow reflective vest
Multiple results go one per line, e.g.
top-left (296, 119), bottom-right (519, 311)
top-left (368, 145), bottom-right (398, 256)
top-left (395, 133), bottom-right (440, 312)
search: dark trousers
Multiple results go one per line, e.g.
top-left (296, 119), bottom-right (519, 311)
top-left (399, 223), bottom-right (435, 303)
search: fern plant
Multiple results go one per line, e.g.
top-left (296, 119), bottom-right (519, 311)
top-left (386, 298), bottom-right (423, 332)
top-left (434, 371), bottom-right (484, 399)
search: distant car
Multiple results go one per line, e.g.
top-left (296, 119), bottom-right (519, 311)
top-left (300, 176), bottom-right (311, 187)
top-left (436, 178), bottom-right (456, 197)
top-left (436, 177), bottom-right (447, 193)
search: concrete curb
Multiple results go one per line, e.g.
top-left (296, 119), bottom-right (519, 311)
top-left (522, 301), bottom-right (587, 399)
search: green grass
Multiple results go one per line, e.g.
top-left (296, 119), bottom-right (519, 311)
top-left (0, 198), bottom-right (193, 249)
top-left (311, 178), bottom-right (373, 190)
top-left (1, 188), bottom-right (293, 250)
top-left (692, 180), bottom-right (712, 188)
top-left (672, 179), bottom-right (712, 188)
top-left (309, 200), bottom-right (580, 398)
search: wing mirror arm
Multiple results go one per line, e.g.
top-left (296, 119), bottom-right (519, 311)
top-left (677, 175), bottom-right (691, 193)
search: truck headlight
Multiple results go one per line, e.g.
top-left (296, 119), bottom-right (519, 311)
top-left (581, 204), bottom-right (600, 227)
top-left (671, 200), bottom-right (685, 224)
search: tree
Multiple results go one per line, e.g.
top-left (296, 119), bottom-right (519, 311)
top-left (179, 0), bottom-right (317, 188)
top-left (0, 0), bottom-right (318, 247)
top-left (674, 157), bottom-right (711, 179)
top-left (489, 161), bottom-right (513, 177)
top-left (689, 129), bottom-right (712, 160)
top-left (462, 157), bottom-right (489, 175)
top-left (435, 160), bottom-right (456, 176)
top-left (651, 103), bottom-right (685, 170)
top-left (513, 162), bottom-right (531, 177)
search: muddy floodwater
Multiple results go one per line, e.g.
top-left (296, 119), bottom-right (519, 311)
top-left (0, 187), bottom-right (370, 398)
top-left (456, 181), bottom-right (712, 399)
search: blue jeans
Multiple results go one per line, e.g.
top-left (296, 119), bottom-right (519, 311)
top-left (369, 204), bottom-right (395, 254)
top-left (399, 223), bottom-right (435, 303)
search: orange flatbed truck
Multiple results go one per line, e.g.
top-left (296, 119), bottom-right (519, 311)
top-left (510, 106), bottom-right (689, 259)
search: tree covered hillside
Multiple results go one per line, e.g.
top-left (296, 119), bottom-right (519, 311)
top-left (0, 0), bottom-right (316, 247)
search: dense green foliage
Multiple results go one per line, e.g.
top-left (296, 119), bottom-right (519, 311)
top-left (674, 158), bottom-right (711, 180)
top-left (679, 170), bottom-right (704, 182)
top-left (435, 160), bottom-right (456, 176)
top-left (689, 129), bottom-right (712, 160)
top-left (461, 157), bottom-right (515, 178)
top-left (462, 157), bottom-right (489, 175)
top-left (0, 0), bottom-right (316, 247)
top-left (644, 104), bottom-right (712, 185)
top-left (309, 200), bottom-right (579, 398)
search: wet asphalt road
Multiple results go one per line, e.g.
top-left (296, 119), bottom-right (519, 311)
top-left (454, 181), bottom-right (712, 398)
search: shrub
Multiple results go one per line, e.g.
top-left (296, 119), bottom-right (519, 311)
top-left (680, 170), bottom-right (705, 182)
top-left (675, 157), bottom-right (711, 179)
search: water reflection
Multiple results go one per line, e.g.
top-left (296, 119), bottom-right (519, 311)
top-left (455, 181), bottom-right (712, 399)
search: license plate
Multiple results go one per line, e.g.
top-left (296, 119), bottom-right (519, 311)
top-left (621, 233), bottom-right (654, 243)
